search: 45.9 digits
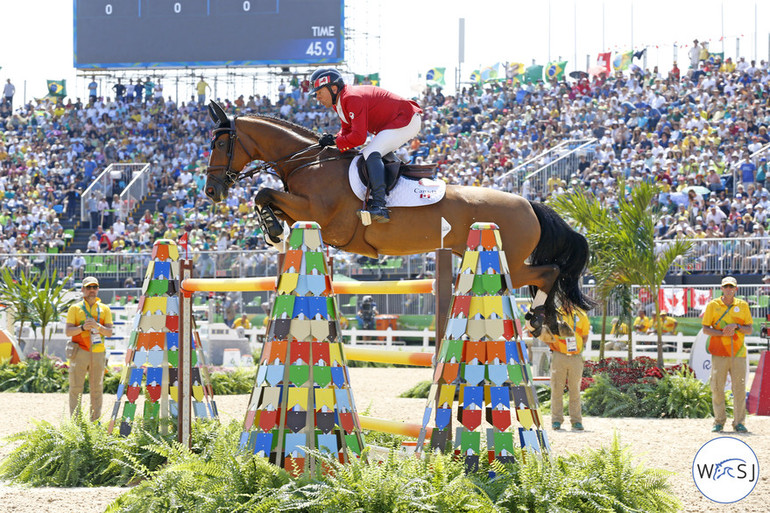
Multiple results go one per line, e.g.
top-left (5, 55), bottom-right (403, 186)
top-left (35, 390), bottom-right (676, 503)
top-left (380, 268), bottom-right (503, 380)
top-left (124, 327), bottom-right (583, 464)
top-left (306, 41), bottom-right (335, 57)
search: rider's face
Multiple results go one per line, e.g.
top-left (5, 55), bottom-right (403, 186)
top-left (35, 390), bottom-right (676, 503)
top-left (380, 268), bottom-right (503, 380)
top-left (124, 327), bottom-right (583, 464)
top-left (316, 86), bottom-right (334, 108)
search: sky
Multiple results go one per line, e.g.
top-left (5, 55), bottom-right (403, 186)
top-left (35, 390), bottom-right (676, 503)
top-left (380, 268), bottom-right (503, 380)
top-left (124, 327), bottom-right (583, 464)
top-left (2, 0), bottom-right (770, 103)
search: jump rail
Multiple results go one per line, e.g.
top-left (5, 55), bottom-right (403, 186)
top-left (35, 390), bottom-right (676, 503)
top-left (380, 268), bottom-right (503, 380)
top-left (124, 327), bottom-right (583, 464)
top-left (181, 277), bottom-right (435, 295)
top-left (359, 415), bottom-right (431, 439)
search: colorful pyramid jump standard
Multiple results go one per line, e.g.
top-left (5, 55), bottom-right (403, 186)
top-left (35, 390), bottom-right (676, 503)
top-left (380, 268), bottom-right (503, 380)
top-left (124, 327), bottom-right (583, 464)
top-left (108, 239), bottom-right (218, 436)
top-left (239, 221), bottom-right (365, 475)
top-left (415, 222), bottom-right (549, 472)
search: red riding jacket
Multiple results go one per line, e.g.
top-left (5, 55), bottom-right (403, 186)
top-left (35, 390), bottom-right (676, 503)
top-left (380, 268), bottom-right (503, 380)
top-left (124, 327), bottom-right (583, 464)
top-left (333, 85), bottom-right (422, 152)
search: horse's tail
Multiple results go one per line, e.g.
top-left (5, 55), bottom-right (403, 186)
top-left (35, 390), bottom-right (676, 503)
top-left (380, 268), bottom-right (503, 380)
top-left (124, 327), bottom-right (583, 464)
top-left (528, 201), bottom-right (595, 312)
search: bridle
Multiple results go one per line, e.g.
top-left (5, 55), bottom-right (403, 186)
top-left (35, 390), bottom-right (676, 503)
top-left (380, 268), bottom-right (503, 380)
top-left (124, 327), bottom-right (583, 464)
top-left (207, 117), bottom-right (344, 192)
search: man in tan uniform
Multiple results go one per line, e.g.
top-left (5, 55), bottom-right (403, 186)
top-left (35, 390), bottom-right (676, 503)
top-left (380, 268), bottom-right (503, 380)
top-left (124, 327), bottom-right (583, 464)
top-left (65, 277), bottom-right (113, 421)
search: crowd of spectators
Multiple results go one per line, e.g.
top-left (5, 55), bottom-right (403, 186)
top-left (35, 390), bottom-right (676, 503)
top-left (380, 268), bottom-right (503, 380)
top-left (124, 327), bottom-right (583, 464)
top-left (2, 47), bottom-right (770, 277)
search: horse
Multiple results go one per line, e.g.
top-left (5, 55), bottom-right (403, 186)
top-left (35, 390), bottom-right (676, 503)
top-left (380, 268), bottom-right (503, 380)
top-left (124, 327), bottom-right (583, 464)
top-left (204, 101), bottom-right (593, 335)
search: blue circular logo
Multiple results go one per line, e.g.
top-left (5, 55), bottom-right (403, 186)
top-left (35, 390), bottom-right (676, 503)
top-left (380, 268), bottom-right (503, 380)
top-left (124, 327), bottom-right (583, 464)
top-left (692, 436), bottom-right (759, 503)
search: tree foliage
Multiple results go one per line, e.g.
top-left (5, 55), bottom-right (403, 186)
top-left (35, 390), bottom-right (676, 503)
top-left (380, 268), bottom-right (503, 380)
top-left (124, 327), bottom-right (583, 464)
top-left (550, 181), bottom-right (692, 366)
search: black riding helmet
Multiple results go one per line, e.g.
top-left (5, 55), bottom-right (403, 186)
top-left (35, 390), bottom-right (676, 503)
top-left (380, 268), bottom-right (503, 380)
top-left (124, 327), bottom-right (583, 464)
top-left (310, 68), bottom-right (345, 104)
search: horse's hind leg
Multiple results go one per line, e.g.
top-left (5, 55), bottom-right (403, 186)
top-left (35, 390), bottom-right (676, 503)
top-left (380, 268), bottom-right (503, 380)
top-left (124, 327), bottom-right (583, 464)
top-left (509, 263), bottom-right (560, 337)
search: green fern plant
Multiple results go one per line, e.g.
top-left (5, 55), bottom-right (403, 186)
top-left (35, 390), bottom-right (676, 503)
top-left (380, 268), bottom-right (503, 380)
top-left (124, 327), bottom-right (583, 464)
top-left (0, 411), bottom-right (225, 487)
top-left (398, 379), bottom-right (431, 398)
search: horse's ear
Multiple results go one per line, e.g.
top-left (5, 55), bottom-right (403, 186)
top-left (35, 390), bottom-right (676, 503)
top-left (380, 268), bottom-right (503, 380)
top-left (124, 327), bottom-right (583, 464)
top-left (210, 101), bottom-right (229, 124)
top-left (207, 102), bottom-right (218, 124)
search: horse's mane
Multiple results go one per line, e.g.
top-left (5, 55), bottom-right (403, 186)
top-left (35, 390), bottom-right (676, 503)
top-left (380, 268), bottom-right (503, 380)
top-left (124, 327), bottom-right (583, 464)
top-left (244, 114), bottom-right (319, 142)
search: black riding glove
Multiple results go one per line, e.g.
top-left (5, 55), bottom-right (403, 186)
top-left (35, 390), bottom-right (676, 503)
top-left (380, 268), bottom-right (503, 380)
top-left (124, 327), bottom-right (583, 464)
top-left (318, 133), bottom-right (336, 147)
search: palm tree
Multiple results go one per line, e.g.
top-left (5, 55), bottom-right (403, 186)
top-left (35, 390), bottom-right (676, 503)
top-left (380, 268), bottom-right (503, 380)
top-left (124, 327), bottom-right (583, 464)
top-left (28, 271), bottom-right (78, 355)
top-left (0, 268), bottom-right (77, 356)
top-left (549, 188), bottom-right (627, 359)
top-left (550, 181), bottom-right (692, 367)
top-left (609, 283), bottom-right (634, 361)
top-left (602, 182), bottom-right (692, 368)
top-left (0, 268), bottom-right (36, 349)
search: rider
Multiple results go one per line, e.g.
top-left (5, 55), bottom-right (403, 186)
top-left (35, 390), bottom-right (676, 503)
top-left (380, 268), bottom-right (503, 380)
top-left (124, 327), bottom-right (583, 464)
top-left (309, 68), bottom-right (423, 223)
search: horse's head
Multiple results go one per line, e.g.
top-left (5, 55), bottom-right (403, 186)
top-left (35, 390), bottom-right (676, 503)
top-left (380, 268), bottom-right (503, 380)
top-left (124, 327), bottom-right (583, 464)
top-left (205, 100), bottom-right (249, 202)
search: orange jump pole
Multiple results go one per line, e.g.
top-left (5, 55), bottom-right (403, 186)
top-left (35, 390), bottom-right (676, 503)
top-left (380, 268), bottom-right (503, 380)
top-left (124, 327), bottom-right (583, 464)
top-left (344, 346), bottom-right (433, 367)
top-left (359, 415), bottom-right (431, 439)
top-left (181, 277), bottom-right (435, 295)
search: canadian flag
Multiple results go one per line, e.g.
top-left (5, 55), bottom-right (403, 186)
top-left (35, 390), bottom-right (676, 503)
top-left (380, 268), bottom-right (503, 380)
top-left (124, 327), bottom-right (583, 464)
top-left (658, 288), bottom-right (687, 316)
top-left (689, 289), bottom-right (712, 312)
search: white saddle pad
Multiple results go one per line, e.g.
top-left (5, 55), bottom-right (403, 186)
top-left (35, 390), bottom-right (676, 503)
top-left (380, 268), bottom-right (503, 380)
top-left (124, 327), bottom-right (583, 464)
top-left (348, 156), bottom-right (446, 207)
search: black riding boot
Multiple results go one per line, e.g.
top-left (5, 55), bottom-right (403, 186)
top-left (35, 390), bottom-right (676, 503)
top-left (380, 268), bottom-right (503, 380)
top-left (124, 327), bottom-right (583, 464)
top-left (360, 152), bottom-right (389, 223)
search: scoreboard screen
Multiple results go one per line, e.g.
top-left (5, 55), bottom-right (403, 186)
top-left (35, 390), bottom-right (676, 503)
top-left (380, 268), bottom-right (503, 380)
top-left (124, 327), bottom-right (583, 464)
top-left (74, 0), bottom-right (344, 68)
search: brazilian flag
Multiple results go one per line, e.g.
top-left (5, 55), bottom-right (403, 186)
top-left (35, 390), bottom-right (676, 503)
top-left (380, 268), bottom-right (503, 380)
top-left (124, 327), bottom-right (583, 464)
top-left (469, 70), bottom-right (482, 84)
top-left (354, 73), bottom-right (380, 86)
top-left (47, 80), bottom-right (67, 98)
top-left (545, 61), bottom-right (567, 81)
top-left (707, 52), bottom-right (724, 65)
top-left (426, 67), bottom-right (446, 87)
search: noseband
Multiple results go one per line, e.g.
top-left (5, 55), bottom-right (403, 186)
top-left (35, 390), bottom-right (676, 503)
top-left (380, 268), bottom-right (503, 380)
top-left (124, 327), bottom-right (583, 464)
top-left (207, 119), bottom-right (344, 192)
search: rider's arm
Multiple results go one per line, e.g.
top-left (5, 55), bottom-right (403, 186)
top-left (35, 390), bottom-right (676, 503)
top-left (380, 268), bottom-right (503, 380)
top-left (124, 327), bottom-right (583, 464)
top-left (335, 96), bottom-right (367, 152)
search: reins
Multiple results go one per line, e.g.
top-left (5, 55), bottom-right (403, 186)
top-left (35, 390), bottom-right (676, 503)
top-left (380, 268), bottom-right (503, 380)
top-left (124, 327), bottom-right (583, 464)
top-left (207, 117), bottom-right (347, 191)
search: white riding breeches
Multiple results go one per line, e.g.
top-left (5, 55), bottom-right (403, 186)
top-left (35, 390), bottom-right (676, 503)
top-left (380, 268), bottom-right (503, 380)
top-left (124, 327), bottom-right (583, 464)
top-left (362, 113), bottom-right (421, 159)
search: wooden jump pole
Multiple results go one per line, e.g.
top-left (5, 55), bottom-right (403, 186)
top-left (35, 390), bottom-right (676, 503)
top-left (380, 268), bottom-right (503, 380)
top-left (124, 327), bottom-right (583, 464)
top-left (358, 415), bottom-right (432, 439)
top-left (178, 259), bottom-right (194, 447)
top-left (344, 346), bottom-right (433, 367)
top-left (181, 277), bottom-right (435, 295)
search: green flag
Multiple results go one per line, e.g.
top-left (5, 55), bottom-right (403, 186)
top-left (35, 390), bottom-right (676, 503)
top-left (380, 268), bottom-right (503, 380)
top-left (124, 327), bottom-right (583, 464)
top-left (524, 65), bottom-right (543, 84)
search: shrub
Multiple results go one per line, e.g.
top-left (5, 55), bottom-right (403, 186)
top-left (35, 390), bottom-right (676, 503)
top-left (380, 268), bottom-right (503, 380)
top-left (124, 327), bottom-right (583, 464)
top-left (645, 366), bottom-right (731, 419)
top-left (583, 356), bottom-right (659, 391)
top-left (0, 356), bottom-right (68, 393)
top-left (107, 432), bottom-right (680, 513)
top-left (399, 380), bottom-right (431, 398)
top-left (582, 361), bottom-right (726, 418)
top-left (208, 367), bottom-right (256, 395)
top-left (0, 410), bottom-right (226, 487)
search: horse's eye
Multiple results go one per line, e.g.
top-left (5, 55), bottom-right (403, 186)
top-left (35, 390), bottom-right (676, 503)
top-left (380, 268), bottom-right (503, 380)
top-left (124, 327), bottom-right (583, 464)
top-left (216, 140), bottom-right (226, 149)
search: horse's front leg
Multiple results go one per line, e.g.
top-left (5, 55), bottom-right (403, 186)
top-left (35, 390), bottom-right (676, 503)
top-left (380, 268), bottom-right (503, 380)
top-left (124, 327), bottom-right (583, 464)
top-left (254, 188), bottom-right (311, 242)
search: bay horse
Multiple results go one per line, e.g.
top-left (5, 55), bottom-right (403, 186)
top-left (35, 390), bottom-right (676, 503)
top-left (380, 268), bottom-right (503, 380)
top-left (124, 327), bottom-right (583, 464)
top-left (204, 101), bottom-right (592, 334)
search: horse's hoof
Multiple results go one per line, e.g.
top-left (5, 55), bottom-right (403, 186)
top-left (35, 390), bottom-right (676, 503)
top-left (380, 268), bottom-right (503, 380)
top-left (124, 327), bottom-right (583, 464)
top-left (524, 306), bottom-right (545, 337)
top-left (557, 321), bottom-right (574, 338)
top-left (546, 316), bottom-right (561, 336)
top-left (538, 325), bottom-right (557, 344)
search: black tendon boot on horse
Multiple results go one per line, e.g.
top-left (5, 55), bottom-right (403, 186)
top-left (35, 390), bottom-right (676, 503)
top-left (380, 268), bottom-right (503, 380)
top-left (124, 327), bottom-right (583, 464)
top-left (258, 206), bottom-right (284, 244)
top-left (358, 152), bottom-right (390, 223)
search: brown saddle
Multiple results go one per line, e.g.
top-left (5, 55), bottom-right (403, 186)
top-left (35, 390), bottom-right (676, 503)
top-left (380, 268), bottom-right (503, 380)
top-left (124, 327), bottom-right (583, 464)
top-left (356, 152), bottom-right (436, 194)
